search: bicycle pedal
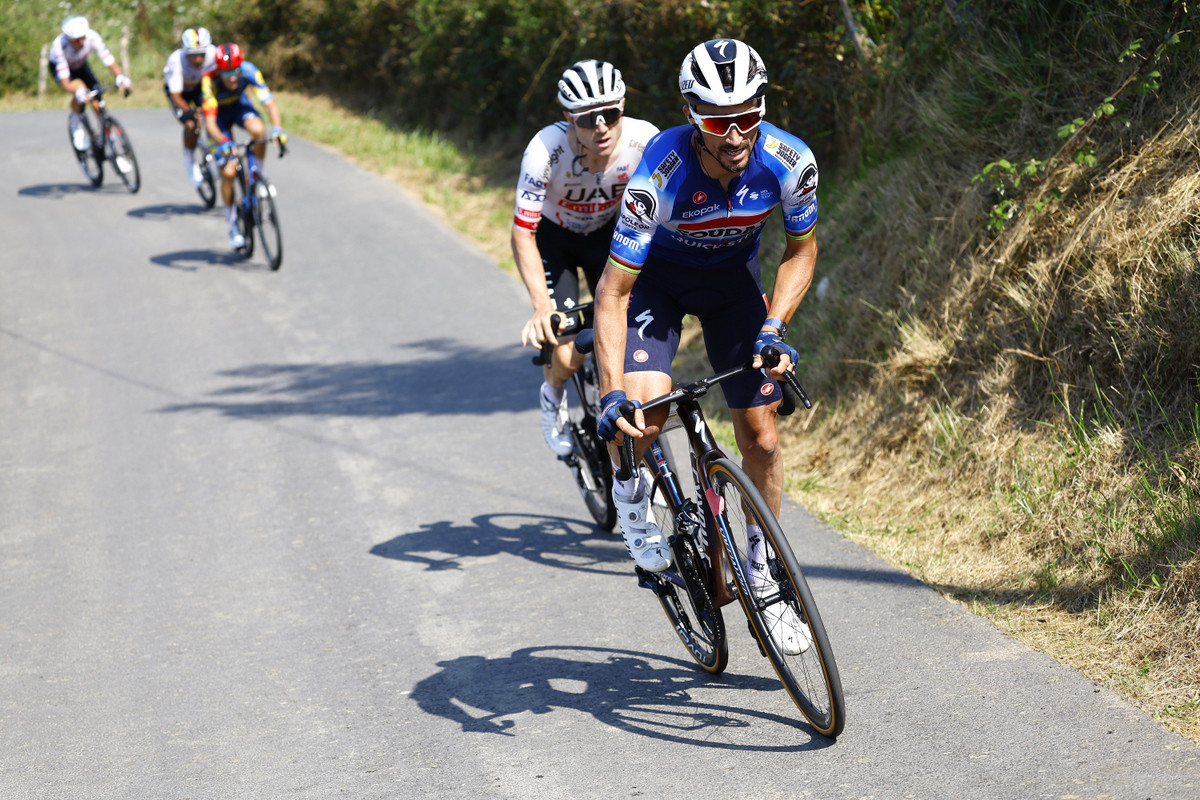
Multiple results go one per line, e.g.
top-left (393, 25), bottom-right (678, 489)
top-left (634, 566), bottom-right (666, 596)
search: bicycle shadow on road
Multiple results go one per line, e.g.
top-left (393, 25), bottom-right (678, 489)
top-left (17, 182), bottom-right (124, 198)
top-left (148, 249), bottom-right (258, 272)
top-left (410, 644), bottom-right (833, 750)
top-left (127, 203), bottom-right (213, 221)
top-left (157, 339), bottom-right (535, 417)
top-left (370, 512), bottom-right (626, 577)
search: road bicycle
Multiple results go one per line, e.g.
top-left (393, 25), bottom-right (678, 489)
top-left (531, 304), bottom-right (617, 531)
top-left (69, 83), bottom-right (140, 193)
top-left (224, 136), bottom-right (286, 271)
top-left (613, 349), bottom-right (845, 737)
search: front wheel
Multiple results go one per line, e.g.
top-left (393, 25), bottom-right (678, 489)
top-left (104, 115), bottom-right (140, 193)
top-left (568, 414), bottom-right (615, 531)
top-left (707, 458), bottom-right (845, 738)
top-left (69, 115), bottom-right (102, 187)
top-left (253, 177), bottom-right (283, 270)
top-left (231, 167), bottom-right (253, 257)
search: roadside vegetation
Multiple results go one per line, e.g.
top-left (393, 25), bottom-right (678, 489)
top-left (5, 0), bottom-right (1198, 742)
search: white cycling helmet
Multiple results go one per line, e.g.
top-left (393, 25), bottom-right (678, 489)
top-left (181, 27), bottom-right (212, 54)
top-left (556, 59), bottom-right (625, 111)
top-left (62, 16), bottom-right (89, 39)
top-left (679, 39), bottom-right (768, 107)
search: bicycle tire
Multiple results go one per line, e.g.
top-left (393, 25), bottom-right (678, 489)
top-left (232, 165), bottom-right (254, 258)
top-left (707, 457), bottom-right (845, 737)
top-left (195, 146), bottom-right (216, 208)
top-left (253, 177), bottom-right (283, 271)
top-left (568, 412), bottom-right (616, 531)
top-left (104, 115), bottom-right (140, 193)
top-left (69, 115), bottom-right (103, 187)
top-left (646, 466), bottom-right (729, 674)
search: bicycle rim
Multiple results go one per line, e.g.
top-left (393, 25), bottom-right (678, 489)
top-left (254, 178), bottom-right (283, 270)
top-left (105, 116), bottom-right (140, 193)
top-left (568, 415), bottom-right (615, 531)
top-left (647, 473), bottom-right (728, 674)
top-left (708, 458), bottom-right (845, 737)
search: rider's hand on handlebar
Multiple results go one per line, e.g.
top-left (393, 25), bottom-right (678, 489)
top-left (115, 74), bottom-right (132, 92)
top-left (753, 328), bottom-right (799, 378)
top-left (215, 138), bottom-right (234, 163)
top-left (272, 127), bottom-right (288, 149)
top-left (521, 307), bottom-right (561, 350)
top-left (598, 390), bottom-right (643, 442)
top-left (74, 87), bottom-right (90, 104)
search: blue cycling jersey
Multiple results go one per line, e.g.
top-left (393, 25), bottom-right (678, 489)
top-left (607, 122), bottom-right (818, 273)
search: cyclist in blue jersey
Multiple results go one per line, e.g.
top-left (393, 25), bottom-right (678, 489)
top-left (594, 39), bottom-right (817, 628)
top-left (200, 43), bottom-right (287, 249)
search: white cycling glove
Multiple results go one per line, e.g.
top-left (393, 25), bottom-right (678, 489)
top-left (74, 87), bottom-right (90, 104)
top-left (115, 74), bottom-right (132, 90)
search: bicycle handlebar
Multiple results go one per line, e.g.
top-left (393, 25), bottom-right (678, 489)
top-left (530, 304), bottom-right (591, 366)
top-left (613, 345), bottom-right (811, 481)
top-left (88, 83), bottom-right (129, 100)
top-left (234, 137), bottom-right (288, 158)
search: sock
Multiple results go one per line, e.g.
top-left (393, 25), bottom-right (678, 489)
top-left (747, 523), bottom-right (767, 576)
top-left (541, 381), bottom-right (565, 405)
top-left (613, 468), bottom-right (642, 499)
top-left (183, 149), bottom-right (195, 169)
top-left (226, 205), bottom-right (237, 226)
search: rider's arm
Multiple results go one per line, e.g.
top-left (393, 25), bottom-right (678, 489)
top-left (261, 97), bottom-right (283, 131)
top-left (511, 226), bottom-right (558, 347)
top-left (755, 233), bottom-right (817, 378)
top-left (594, 260), bottom-right (638, 431)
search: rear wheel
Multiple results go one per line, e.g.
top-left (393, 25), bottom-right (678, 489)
top-left (69, 114), bottom-right (102, 187)
top-left (646, 467), bottom-right (728, 674)
top-left (104, 115), bottom-right (140, 193)
top-left (253, 177), bottom-right (283, 270)
top-left (707, 457), bottom-right (844, 737)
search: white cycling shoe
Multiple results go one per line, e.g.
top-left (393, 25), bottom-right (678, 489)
top-left (228, 227), bottom-right (246, 250)
top-left (187, 161), bottom-right (204, 187)
top-left (539, 383), bottom-right (573, 457)
top-left (614, 487), bottom-right (671, 572)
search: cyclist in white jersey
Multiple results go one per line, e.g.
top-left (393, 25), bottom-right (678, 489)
top-left (595, 39), bottom-right (819, 595)
top-left (49, 16), bottom-right (132, 152)
top-left (514, 59), bottom-right (658, 456)
top-left (163, 27), bottom-right (217, 187)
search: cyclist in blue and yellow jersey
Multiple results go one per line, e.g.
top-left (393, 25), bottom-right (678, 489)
top-left (200, 43), bottom-right (287, 249)
top-left (593, 39), bottom-right (818, 654)
top-left (50, 16), bottom-right (132, 152)
top-left (514, 59), bottom-right (659, 456)
top-left (163, 26), bottom-right (217, 188)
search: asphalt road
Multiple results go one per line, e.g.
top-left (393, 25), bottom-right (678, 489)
top-left (2, 108), bottom-right (1198, 799)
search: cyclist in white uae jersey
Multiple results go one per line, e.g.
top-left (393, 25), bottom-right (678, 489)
top-left (163, 27), bottom-right (217, 188)
top-left (593, 38), bottom-right (819, 656)
top-left (513, 59), bottom-right (658, 456)
top-left (50, 16), bottom-right (132, 152)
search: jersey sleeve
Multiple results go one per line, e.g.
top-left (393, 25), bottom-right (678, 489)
top-left (89, 32), bottom-right (116, 68)
top-left (49, 37), bottom-right (69, 82)
top-left (763, 133), bottom-right (819, 240)
top-left (199, 74), bottom-right (218, 116)
top-left (163, 51), bottom-right (184, 93)
top-left (512, 130), bottom-right (552, 232)
top-left (246, 64), bottom-right (272, 104)
top-left (606, 138), bottom-right (676, 275)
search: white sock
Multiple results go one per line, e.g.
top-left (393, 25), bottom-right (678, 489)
top-left (183, 149), bottom-right (195, 169)
top-left (747, 523), bottom-right (767, 575)
top-left (541, 381), bottom-right (565, 405)
top-left (69, 110), bottom-right (81, 128)
top-left (226, 205), bottom-right (237, 226)
top-left (613, 469), bottom-right (642, 499)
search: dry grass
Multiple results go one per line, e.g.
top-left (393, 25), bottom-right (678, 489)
top-left (782, 74), bottom-right (1200, 742)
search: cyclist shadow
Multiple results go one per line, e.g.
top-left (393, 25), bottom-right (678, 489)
top-left (127, 203), bottom-right (213, 220)
top-left (149, 249), bottom-right (259, 272)
top-left (17, 182), bottom-right (122, 198)
top-left (370, 512), bottom-right (626, 576)
top-left (410, 645), bottom-right (833, 750)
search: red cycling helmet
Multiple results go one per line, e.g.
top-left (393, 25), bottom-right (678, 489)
top-left (214, 43), bottom-right (244, 71)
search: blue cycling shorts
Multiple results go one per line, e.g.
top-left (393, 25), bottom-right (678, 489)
top-left (214, 101), bottom-right (261, 136)
top-left (623, 256), bottom-right (779, 409)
